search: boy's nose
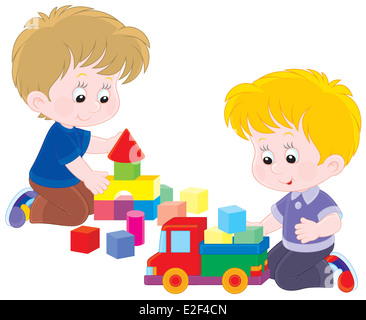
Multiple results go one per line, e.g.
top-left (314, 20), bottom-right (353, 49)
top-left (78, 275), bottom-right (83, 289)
top-left (88, 101), bottom-right (101, 113)
top-left (271, 162), bottom-right (282, 174)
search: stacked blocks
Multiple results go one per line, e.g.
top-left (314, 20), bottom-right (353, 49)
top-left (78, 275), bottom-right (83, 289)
top-left (160, 184), bottom-right (173, 204)
top-left (157, 201), bottom-right (187, 226)
top-left (114, 195), bottom-right (134, 220)
top-left (234, 226), bottom-right (263, 244)
top-left (71, 226), bottom-right (100, 254)
top-left (200, 249), bottom-right (268, 277)
top-left (94, 129), bottom-right (161, 221)
top-left (204, 226), bottom-right (232, 244)
top-left (127, 210), bottom-right (145, 246)
top-left (114, 162), bottom-right (141, 180)
top-left (134, 196), bottom-right (160, 221)
top-left (218, 205), bottom-right (246, 234)
top-left (106, 230), bottom-right (135, 259)
top-left (180, 187), bottom-right (208, 214)
top-left (94, 175), bottom-right (160, 201)
top-left (94, 201), bottom-right (114, 220)
top-left (201, 205), bottom-right (269, 278)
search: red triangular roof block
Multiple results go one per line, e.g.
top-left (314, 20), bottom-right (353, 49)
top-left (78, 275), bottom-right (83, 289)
top-left (108, 129), bottom-right (145, 163)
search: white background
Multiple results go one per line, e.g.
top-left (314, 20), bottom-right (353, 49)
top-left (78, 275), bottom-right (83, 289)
top-left (0, 0), bottom-right (365, 300)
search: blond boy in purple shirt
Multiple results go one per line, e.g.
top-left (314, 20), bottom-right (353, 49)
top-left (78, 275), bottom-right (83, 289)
top-left (225, 69), bottom-right (360, 292)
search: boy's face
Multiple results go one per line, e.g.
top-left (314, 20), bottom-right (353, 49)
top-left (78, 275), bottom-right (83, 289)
top-left (28, 56), bottom-right (120, 127)
top-left (249, 120), bottom-right (342, 192)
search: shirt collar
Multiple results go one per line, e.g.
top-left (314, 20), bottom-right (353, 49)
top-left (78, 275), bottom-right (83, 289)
top-left (291, 186), bottom-right (320, 205)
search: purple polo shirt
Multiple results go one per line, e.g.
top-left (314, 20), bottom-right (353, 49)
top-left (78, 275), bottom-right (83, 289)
top-left (271, 186), bottom-right (342, 253)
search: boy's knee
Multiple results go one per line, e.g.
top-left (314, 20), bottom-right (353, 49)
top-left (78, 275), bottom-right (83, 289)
top-left (274, 268), bottom-right (294, 290)
top-left (67, 204), bottom-right (89, 226)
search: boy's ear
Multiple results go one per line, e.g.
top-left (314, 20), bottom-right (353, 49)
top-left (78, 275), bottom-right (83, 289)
top-left (26, 91), bottom-right (49, 113)
top-left (324, 155), bottom-right (345, 177)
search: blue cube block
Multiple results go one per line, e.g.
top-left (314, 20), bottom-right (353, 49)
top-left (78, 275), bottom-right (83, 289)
top-left (134, 196), bottom-right (160, 220)
top-left (106, 230), bottom-right (135, 259)
top-left (218, 205), bottom-right (246, 234)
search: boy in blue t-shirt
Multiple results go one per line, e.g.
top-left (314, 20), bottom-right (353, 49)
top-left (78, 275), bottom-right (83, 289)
top-left (7, 6), bottom-right (150, 227)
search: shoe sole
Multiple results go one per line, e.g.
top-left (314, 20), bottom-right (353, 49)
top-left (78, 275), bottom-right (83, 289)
top-left (330, 252), bottom-right (358, 291)
top-left (5, 187), bottom-right (33, 226)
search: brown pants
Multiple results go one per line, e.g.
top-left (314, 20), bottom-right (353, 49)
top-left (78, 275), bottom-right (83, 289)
top-left (29, 179), bottom-right (94, 226)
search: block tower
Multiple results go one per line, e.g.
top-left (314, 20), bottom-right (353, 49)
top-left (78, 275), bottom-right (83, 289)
top-left (200, 205), bottom-right (269, 279)
top-left (94, 129), bottom-right (161, 220)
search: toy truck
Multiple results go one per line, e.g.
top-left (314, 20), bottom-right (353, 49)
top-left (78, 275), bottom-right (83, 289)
top-left (144, 217), bottom-right (270, 294)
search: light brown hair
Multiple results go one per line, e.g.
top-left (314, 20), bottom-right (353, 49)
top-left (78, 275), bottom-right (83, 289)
top-left (12, 5), bottom-right (150, 107)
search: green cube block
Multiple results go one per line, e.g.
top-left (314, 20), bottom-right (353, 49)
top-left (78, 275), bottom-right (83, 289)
top-left (234, 226), bottom-right (263, 244)
top-left (201, 251), bottom-right (267, 277)
top-left (160, 184), bottom-right (173, 203)
top-left (114, 162), bottom-right (141, 180)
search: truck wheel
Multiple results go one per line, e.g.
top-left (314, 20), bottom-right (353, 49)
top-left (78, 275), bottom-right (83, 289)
top-left (222, 268), bottom-right (248, 294)
top-left (162, 268), bottom-right (189, 294)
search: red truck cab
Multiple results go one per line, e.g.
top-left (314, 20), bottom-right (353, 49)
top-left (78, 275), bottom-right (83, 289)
top-left (146, 217), bottom-right (207, 276)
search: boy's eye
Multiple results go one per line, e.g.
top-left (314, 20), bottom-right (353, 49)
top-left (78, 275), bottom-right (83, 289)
top-left (73, 88), bottom-right (86, 103)
top-left (98, 89), bottom-right (109, 103)
top-left (285, 148), bottom-right (299, 164)
top-left (262, 150), bottom-right (274, 165)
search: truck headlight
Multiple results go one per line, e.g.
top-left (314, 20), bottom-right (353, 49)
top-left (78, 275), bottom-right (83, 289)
top-left (146, 266), bottom-right (156, 275)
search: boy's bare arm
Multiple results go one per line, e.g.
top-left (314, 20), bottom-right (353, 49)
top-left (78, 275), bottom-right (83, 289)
top-left (86, 132), bottom-right (122, 154)
top-left (247, 212), bottom-right (282, 235)
top-left (65, 156), bottom-right (110, 195)
top-left (295, 213), bottom-right (341, 244)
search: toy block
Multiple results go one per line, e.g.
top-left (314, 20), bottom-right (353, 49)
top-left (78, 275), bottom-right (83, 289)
top-left (234, 226), bottom-right (263, 244)
top-left (108, 129), bottom-right (145, 163)
top-left (94, 200), bottom-right (114, 220)
top-left (157, 201), bottom-right (186, 226)
top-left (201, 251), bottom-right (267, 277)
top-left (71, 226), bottom-right (100, 254)
top-left (114, 161), bottom-right (141, 180)
top-left (94, 175), bottom-right (160, 201)
top-left (204, 226), bottom-right (232, 244)
top-left (199, 237), bottom-right (269, 255)
top-left (180, 187), bottom-right (208, 214)
top-left (114, 195), bottom-right (134, 220)
top-left (106, 230), bottom-right (135, 259)
top-left (134, 196), bottom-right (160, 220)
top-left (218, 205), bottom-right (246, 234)
top-left (127, 210), bottom-right (145, 246)
top-left (160, 184), bottom-right (173, 204)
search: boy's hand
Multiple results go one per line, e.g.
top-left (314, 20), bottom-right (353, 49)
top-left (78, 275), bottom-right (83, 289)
top-left (84, 171), bottom-right (110, 195)
top-left (106, 132), bottom-right (122, 153)
top-left (294, 218), bottom-right (319, 243)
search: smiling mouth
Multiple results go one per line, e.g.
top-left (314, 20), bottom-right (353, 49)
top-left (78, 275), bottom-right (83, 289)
top-left (280, 179), bottom-right (293, 185)
top-left (77, 115), bottom-right (92, 121)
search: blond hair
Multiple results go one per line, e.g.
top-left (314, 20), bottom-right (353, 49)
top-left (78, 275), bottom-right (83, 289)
top-left (12, 5), bottom-right (150, 107)
top-left (224, 69), bottom-right (361, 165)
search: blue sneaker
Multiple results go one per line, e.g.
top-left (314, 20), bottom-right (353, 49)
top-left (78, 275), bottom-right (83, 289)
top-left (5, 188), bottom-right (38, 228)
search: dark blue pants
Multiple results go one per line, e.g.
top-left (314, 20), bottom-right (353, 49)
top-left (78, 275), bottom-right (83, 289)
top-left (268, 241), bottom-right (334, 290)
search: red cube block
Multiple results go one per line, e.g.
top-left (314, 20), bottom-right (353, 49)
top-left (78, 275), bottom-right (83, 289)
top-left (71, 226), bottom-right (100, 254)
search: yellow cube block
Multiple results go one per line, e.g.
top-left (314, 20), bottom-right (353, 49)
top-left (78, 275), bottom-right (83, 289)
top-left (180, 187), bottom-right (208, 214)
top-left (204, 226), bottom-right (232, 244)
top-left (95, 175), bottom-right (160, 201)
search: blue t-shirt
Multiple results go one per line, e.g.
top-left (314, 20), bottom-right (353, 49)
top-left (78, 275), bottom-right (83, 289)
top-left (30, 122), bottom-right (91, 188)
